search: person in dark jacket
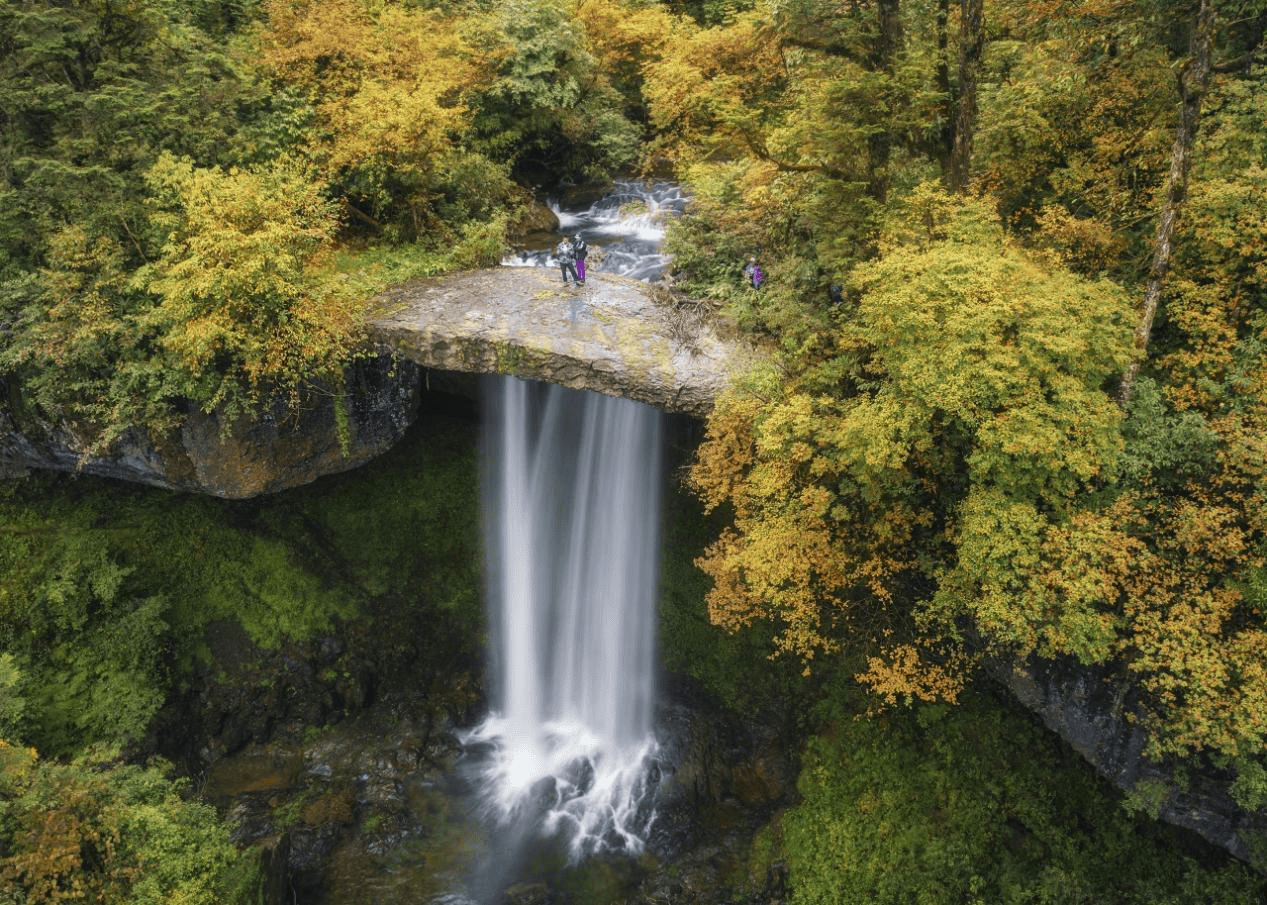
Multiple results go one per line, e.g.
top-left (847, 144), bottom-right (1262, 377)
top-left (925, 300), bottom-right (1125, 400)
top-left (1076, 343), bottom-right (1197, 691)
top-left (742, 256), bottom-right (762, 289)
top-left (573, 233), bottom-right (589, 284)
top-left (556, 237), bottom-right (578, 285)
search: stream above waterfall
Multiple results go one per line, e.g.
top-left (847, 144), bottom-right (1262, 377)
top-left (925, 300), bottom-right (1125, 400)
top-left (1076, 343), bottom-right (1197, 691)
top-left (503, 180), bottom-right (687, 281)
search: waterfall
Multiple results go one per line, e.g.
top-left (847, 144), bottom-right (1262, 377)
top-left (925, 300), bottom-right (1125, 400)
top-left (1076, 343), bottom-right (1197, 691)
top-left (464, 375), bottom-right (664, 862)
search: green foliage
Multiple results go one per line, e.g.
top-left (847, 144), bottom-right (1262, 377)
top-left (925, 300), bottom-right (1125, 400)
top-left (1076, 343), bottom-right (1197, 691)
top-left (0, 744), bottom-right (260, 905)
top-left (1119, 378), bottom-right (1220, 490)
top-left (0, 655), bottom-right (27, 744)
top-left (1228, 757), bottom-right (1267, 813)
top-left (467, 0), bottom-right (641, 184)
top-left (330, 244), bottom-right (450, 300)
top-left (0, 403), bottom-right (484, 759)
top-left (0, 0), bottom-right (254, 277)
top-left (0, 533), bottom-right (169, 755)
top-left (779, 689), bottom-right (1261, 905)
top-left (447, 212), bottom-right (513, 271)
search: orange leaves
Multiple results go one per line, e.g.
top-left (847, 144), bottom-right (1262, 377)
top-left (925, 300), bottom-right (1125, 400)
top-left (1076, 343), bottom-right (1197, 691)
top-left (689, 392), bottom-right (762, 516)
top-left (689, 381), bottom-right (925, 668)
top-left (0, 743), bottom-right (123, 905)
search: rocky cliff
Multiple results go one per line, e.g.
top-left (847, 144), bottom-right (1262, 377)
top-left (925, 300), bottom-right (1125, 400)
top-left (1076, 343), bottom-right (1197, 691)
top-left (998, 656), bottom-right (1267, 867)
top-left (0, 355), bottom-right (421, 498)
top-left (1, 268), bottom-right (749, 496)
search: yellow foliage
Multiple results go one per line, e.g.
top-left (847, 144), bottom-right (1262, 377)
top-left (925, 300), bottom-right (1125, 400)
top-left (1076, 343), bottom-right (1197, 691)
top-left (641, 13), bottom-right (785, 165)
top-left (260, 0), bottom-right (479, 218)
top-left (857, 644), bottom-right (966, 707)
top-left (577, 0), bottom-right (674, 94)
top-left (141, 154), bottom-right (363, 414)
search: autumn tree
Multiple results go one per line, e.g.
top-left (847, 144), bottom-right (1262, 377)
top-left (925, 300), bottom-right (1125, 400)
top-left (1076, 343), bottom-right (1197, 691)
top-left (690, 189), bottom-right (1134, 700)
top-left (464, 0), bottom-right (643, 186)
top-left (0, 742), bottom-right (258, 904)
top-left (258, 0), bottom-right (513, 241)
top-left (136, 153), bottom-right (364, 421)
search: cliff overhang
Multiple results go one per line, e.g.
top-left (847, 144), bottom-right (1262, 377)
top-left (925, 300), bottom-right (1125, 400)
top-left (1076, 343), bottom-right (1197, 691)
top-left (0, 268), bottom-right (752, 497)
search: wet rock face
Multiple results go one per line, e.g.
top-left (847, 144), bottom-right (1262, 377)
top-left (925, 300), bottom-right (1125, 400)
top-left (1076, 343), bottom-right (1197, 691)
top-left (998, 657), bottom-right (1267, 868)
top-left (366, 268), bottom-right (754, 419)
top-left (0, 355), bottom-right (421, 498)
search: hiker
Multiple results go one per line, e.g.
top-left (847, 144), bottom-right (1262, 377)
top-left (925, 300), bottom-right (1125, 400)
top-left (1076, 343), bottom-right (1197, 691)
top-left (573, 233), bottom-right (589, 284)
top-left (556, 236), bottom-right (579, 286)
top-left (743, 256), bottom-right (762, 290)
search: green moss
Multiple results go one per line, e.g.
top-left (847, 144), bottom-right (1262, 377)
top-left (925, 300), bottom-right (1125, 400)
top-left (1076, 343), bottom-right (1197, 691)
top-left (0, 397), bottom-right (484, 756)
top-left (777, 686), bottom-right (1261, 905)
top-left (657, 472), bottom-right (806, 716)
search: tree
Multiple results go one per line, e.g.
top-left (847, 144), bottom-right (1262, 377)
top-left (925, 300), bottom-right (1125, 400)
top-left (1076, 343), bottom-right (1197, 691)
top-left (0, 0), bottom-right (253, 277)
top-left (258, 0), bottom-right (513, 239)
top-left (690, 189), bottom-right (1134, 696)
top-left (0, 743), bottom-right (258, 904)
top-left (1117, 0), bottom-right (1218, 406)
top-left (136, 153), bottom-right (364, 420)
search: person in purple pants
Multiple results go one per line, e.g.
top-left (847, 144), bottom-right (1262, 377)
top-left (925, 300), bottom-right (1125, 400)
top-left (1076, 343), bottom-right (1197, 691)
top-left (573, 233), bottom-right (589, 284)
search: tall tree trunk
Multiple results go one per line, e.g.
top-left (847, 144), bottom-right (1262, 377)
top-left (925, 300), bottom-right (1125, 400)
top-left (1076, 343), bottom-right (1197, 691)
top-left (934, 0), bottom-right (952, 178)
top-left (867, 0), bottom-right (904, 202)
top-left (1117, 0), bottom-right (1217, 409)
top-left (948, 0), bottom-right (984, 192)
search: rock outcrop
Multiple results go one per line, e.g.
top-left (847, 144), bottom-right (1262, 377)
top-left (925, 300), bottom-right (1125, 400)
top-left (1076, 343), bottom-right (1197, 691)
top-left (1, 267), bottom-right (752, 495)
top-left (0, 355), bottom-right (420, 498)
top-left (997, 656), bottom-right (1267, 868)
top-left (365, 267), bottom-right (754, 418)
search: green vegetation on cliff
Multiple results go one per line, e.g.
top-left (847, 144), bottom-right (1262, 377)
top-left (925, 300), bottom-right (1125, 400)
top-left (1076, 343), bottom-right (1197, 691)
top-left (0, 400), bottom-right (483, 902)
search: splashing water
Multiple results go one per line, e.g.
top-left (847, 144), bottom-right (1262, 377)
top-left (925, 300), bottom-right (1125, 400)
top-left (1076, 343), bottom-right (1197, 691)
top-left (502, 180), bottom-right (687, 282)
top-left (462, 376), bottom-right (664, 863)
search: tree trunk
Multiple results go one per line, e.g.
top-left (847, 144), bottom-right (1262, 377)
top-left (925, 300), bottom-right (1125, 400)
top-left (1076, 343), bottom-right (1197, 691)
top-left (866, 0), bottom-right (904, 202)
top-left (1117, 0), bottom-right (1217, 409)
top-left (948, 0), bottom-right (984, 192)
top-left (933, 0), bottom-right (953, 178)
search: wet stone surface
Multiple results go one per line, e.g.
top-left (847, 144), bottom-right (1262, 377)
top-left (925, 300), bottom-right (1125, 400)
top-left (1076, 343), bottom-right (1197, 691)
top-left (365, 268), bottom-right (758, 418)
top-left (204, 677), bottom-right (797, 905)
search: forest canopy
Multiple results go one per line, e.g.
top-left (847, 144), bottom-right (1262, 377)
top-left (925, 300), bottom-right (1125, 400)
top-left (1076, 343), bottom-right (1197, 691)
top-left (4, 0), bottom-right (1267, 899)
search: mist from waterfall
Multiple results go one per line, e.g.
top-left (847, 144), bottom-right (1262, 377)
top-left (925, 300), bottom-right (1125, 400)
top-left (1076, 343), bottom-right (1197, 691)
top-left (463, 375), bottom-right (664, 862)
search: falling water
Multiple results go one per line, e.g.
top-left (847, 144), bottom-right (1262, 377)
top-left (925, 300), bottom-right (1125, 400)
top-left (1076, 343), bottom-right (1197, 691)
top-left (463, 376), bottom-right (664, 862)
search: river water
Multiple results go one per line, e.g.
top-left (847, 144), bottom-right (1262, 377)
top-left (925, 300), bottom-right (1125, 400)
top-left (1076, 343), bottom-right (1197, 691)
top-left (501, 180), bottom-right (687, 282)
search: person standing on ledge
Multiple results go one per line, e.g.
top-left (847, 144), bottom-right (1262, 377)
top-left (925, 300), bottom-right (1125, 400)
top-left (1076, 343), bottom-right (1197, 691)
top-left (743, 256), bottom-right (762, 290)
top-left (573, 233), bottom-right (589, 285)
top-left (556, 235), bottom-right (578, 286)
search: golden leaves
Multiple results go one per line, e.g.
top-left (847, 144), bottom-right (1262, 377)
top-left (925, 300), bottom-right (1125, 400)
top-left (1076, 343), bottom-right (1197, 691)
top-left (259, 0), bottom-right (477, 198)
top-left (857, 644), bottom-right (965, 707)
top-left (139, 153), bottom-right (364, 411)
